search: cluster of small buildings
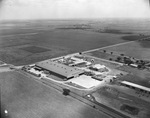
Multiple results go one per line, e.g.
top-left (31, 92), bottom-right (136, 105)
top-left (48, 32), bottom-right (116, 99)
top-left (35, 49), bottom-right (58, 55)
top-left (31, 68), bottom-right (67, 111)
top-left (57, 55), bottom-right (91, 67)
top-left (55, 55), bottom-right (112, 79)
top-left (115, 55), bottom-right (150, 69)
top-left (22, 64), bottom-right (47, 78)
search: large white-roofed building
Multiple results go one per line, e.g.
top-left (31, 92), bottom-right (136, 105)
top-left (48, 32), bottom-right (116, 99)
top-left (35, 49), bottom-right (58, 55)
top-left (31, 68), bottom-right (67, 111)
top-left (67, 75), bottom-right (103, 89)
top-left (36, 60), bottom-right (84, 79)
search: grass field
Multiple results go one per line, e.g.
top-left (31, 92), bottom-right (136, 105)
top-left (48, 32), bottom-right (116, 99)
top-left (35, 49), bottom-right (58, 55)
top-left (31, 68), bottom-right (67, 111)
top-left (0, 71), bottom-right (110, 118)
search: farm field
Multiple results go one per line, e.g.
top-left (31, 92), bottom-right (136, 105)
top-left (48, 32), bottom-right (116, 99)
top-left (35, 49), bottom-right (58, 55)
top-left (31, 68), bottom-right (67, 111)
top-left (1, 19), bottom-right (150, 66)
top-left (0, 28), bottom-right (128, 66)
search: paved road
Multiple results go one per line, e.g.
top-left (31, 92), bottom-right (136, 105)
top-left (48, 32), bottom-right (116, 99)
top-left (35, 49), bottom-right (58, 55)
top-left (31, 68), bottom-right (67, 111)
top-left (83, 36), bottom-right (150, 54)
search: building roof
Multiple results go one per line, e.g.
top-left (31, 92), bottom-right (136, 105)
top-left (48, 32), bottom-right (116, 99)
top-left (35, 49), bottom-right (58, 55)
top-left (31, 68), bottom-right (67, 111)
top-left (119, 74), bottom-right (150, 88)
top-left (36, 60), bottom-right (84, 78)
top-left (92, 64), bottom-right (106, 69)
top-left (68, 75), bottom-right (102, 89)
top-left (29, 68), bottom-right (42, 75)
top-left (70, 57), bottom-right (90, 65)
top-left (121, 81), bottom-right (150, 92)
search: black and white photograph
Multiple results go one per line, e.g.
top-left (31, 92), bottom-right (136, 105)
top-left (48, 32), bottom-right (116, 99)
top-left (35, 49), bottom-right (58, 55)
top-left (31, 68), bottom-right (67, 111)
top-left (0, 0), bottom-right (150, 118)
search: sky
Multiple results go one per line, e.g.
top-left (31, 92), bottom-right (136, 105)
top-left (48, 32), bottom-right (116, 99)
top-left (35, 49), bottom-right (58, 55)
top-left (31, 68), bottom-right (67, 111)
top-left (0, 0), bottom-right (150, 20)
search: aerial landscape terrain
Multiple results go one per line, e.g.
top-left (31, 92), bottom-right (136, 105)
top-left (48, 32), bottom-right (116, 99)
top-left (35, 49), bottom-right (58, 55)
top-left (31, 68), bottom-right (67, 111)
top-left (1, 18), bottom-right (150, 118)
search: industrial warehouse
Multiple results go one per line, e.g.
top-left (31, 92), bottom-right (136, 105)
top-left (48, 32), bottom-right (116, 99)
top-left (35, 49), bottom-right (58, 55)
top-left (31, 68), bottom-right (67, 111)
top-left (36, 60), bottom-right (84, 79)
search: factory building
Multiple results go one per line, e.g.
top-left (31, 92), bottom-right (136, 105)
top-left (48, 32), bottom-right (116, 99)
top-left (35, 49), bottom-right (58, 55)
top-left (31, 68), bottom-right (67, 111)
top-left (36, 60), bottom-right (84, 79)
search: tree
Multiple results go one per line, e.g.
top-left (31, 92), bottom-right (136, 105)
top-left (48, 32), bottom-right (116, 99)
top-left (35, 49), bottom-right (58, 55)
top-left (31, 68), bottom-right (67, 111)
top-left (123, 57), bottom-right (127, 60)
top-left (110, 52), bottom-right (113, 55)
top-left (120, 54), bottom-right (124, 56)
top-left (136, 60), bottom-right (139, 64)
top-left (103, 50), bottom-right (106, 53)
top-left (140, 60), bottom-right (144, 63)
top-left (116, 56), bottom-right (121, 62)
top-left (93, 105), bottom-right (96, 108)
top-left (109, 58), bottom-right (112, 61)
top-left (124, 59), bottom-right (133, 65)
top-left (79, 52), bottom-right (82, 55)
top-left (63, 89), bottom-right (70, 96)
top-left (137, 65), bottom-right (142, 69)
